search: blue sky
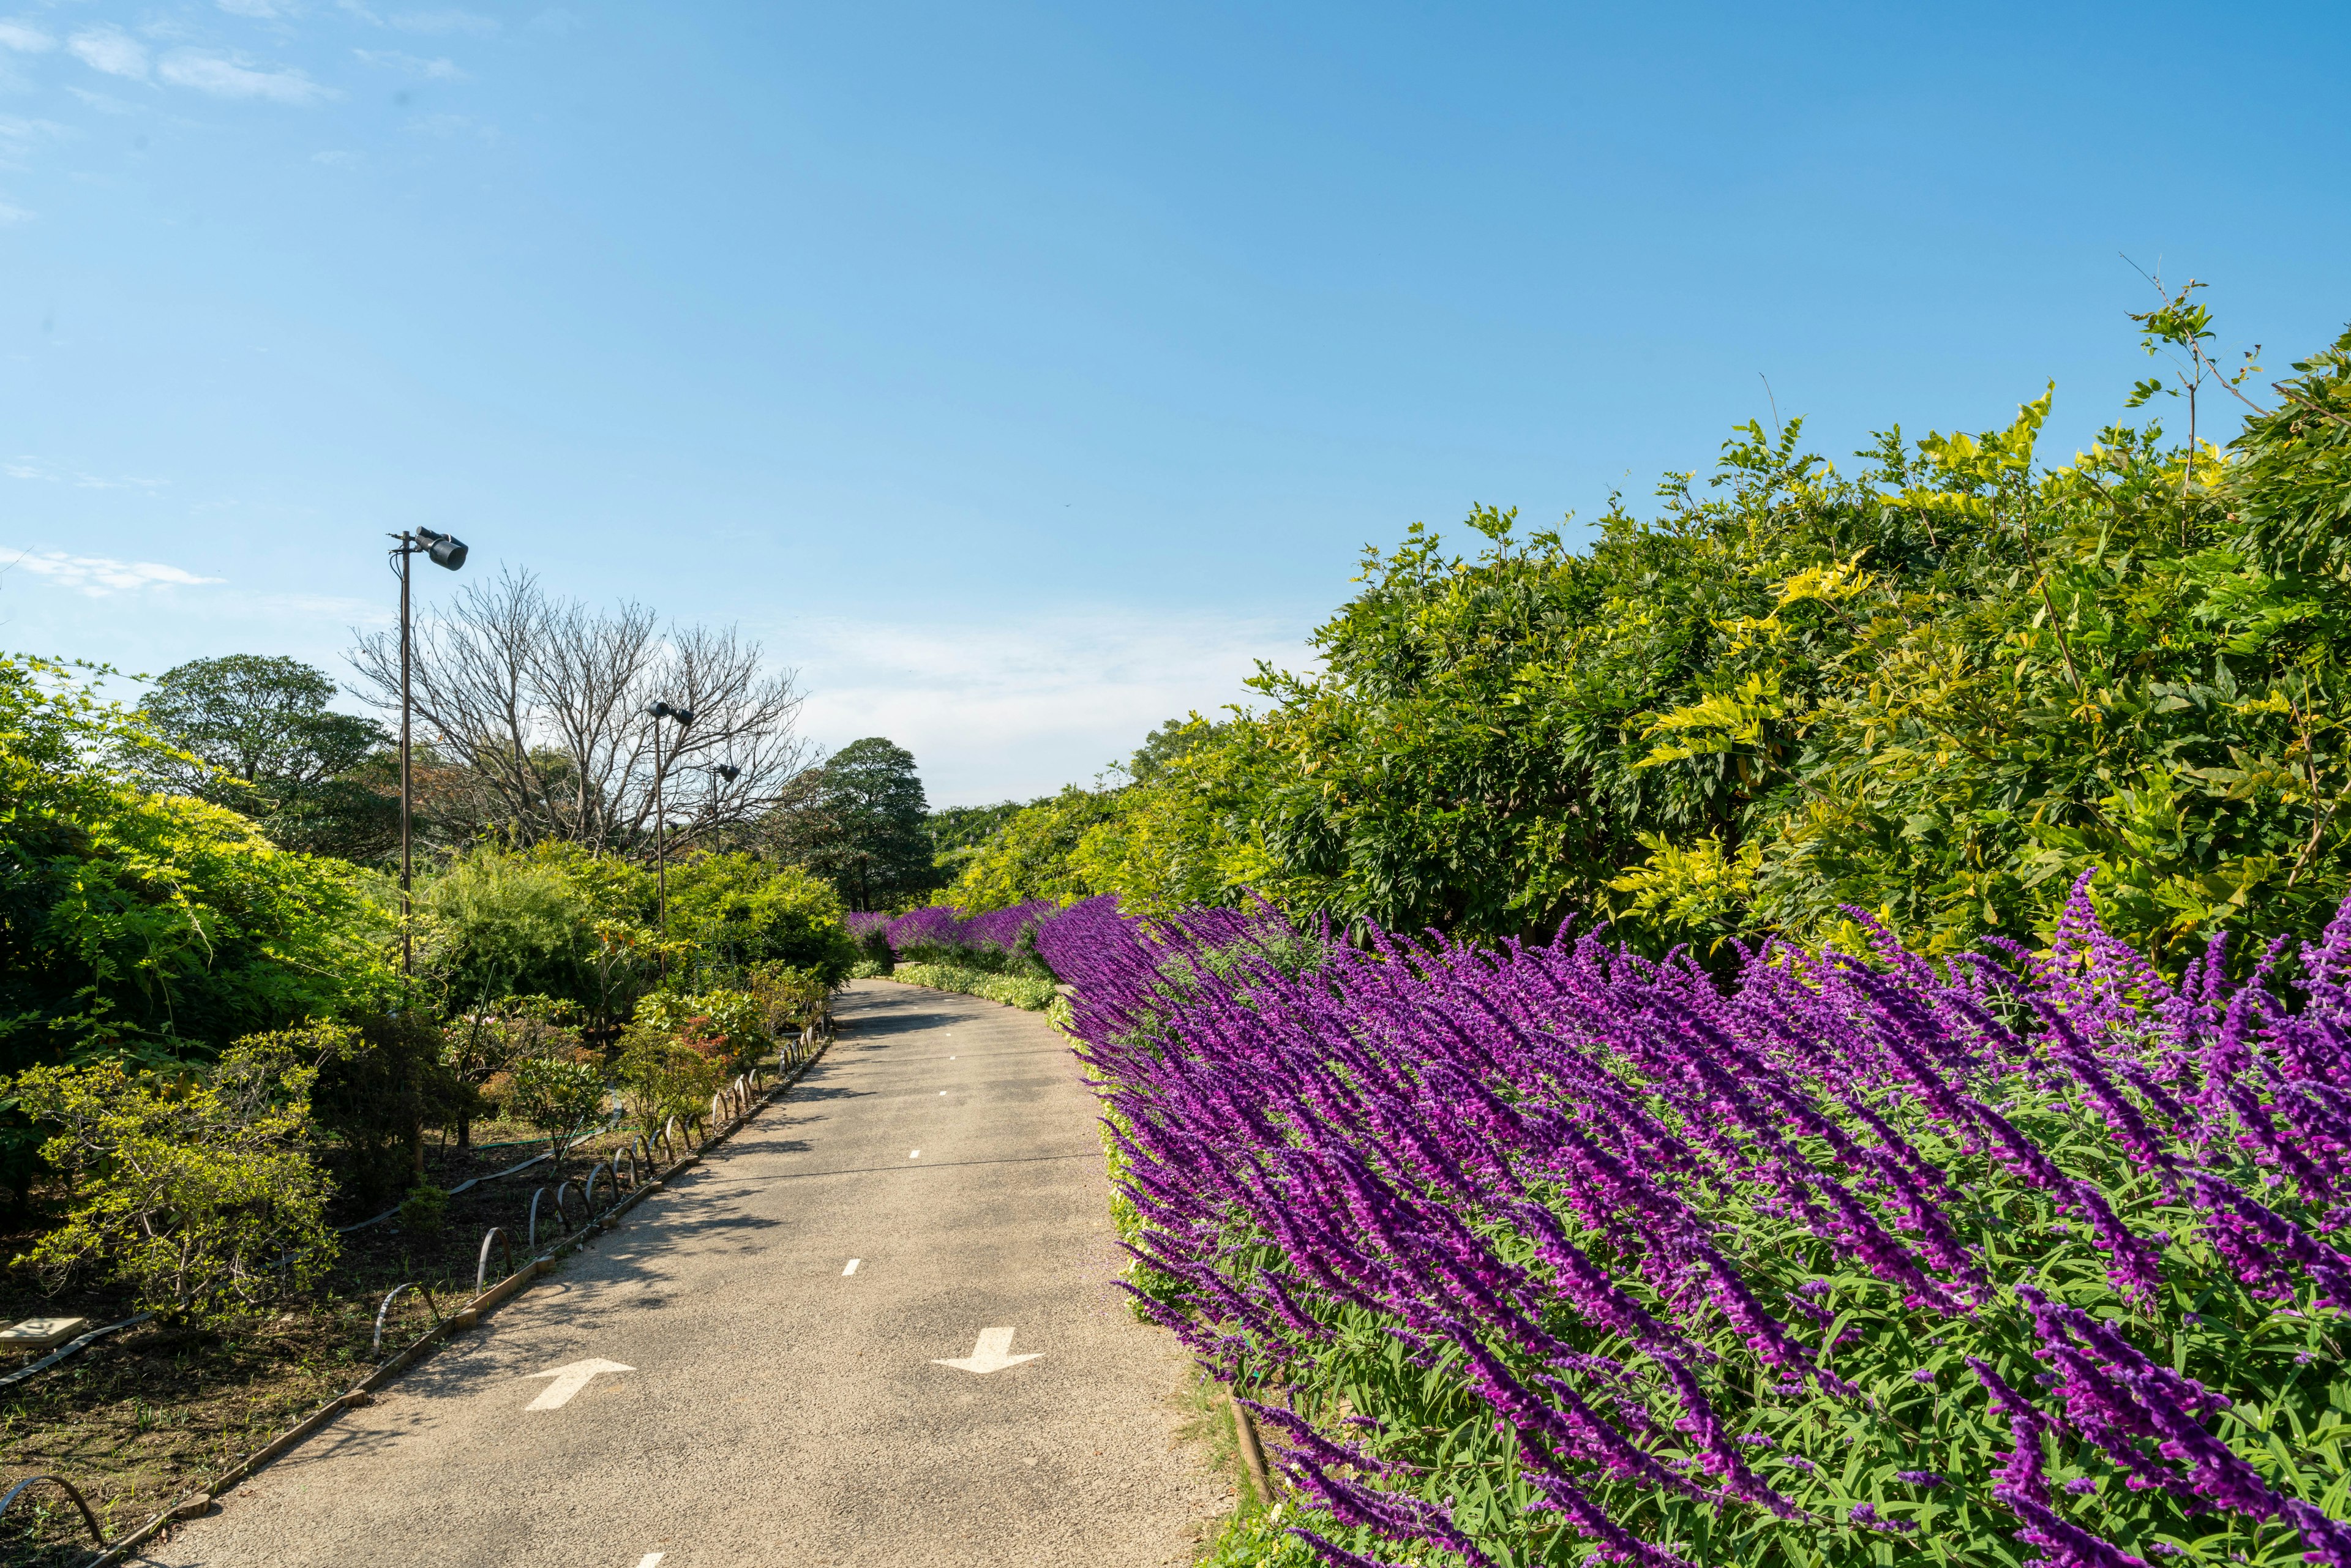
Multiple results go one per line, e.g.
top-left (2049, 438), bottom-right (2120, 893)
top-left (2, 1), bottom-right (2345, 803)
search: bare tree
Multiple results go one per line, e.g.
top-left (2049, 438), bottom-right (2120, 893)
top-left (350, 569), bottom-right (812, 856)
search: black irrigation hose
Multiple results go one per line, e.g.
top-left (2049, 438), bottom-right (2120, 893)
top-left (0, 1472), bottom-right (106, 1548)
top-left (0, 1313), bottom-right (157, 1394)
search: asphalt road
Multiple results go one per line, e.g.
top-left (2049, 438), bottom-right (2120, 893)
top-left (141, 981), bottom-right (1222, 1568)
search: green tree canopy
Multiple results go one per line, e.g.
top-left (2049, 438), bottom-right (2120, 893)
top-left (767, 737), bottom-right (938, 909)
top-left (945, 307), bottom-right (2351, 970)
top-left (0, 655), bottom-right (388, 1200)
top-left (138, 654), bottom-right (397, 861)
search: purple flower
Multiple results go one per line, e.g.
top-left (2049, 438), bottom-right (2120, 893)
top-left (1895, 1471), bottom-right (1943, 1487)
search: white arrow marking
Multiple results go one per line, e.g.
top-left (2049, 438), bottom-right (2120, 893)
top-left (637, 1556), bottom-right (665, 1567)
top-left (843, 1258), bottom-right (861, 1275)
top-left (932, 1327), bottom-right (1043, 1375)
top-left (522, 1357), bottom-right (634, 1410)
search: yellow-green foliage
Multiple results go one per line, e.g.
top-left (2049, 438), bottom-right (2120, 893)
top-left (0, 653), bottom-right (392, 1197)
top-left (943, 786), bottom-right (1122, 911)
top-left (612, 1027), bottom-right (726, 1133)
top-left (929, 314), bottom-right (2351, 968)
top-left (887, 962), bottom-right (1059, 1011)
top-left (7, 1024), bottom-right (345, 1323)
top-left (666, 852), bottom-right (859, 983)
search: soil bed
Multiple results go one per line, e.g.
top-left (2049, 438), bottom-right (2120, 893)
top-left (0, 1097), bottom-right (744, 1565)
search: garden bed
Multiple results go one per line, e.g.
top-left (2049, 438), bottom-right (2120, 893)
top-left (0, 1109), bottom-right (729, 1564)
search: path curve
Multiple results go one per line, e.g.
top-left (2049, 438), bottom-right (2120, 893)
top-left (138, 981), bottom-right (1219, 1568)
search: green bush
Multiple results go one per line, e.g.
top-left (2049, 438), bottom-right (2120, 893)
top-left (312, 1010), bottom-right (468, 1209)
top-left (0, 655), bottom-right (391, 1202)
top-left (666, 852), bottom-right (858, 984)
top-left (937, 310), bottom-right (2351, 970)
top-left (504, 1056), bottom-right (607, 1170)
top-left (6, 1025), bottom-right (342, 1324)
top-left (612, 1027), bottom-right (726, 1135)
top-left (888, 962), bottom-right (1059, 1011)
top-left (396, 1183), bottom-right (449, 1237)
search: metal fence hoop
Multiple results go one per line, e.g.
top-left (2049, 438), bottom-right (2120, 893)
top-left (526, 1187), bottom-right (554, 1251)
top-left (476, 1227), bottom-right (516, 1292)
top-left (613, 1147), bottom-right (640, 1190)
top-left (0, 1472), bottom-right (105, 1547)
top-left (583, 1161), bottom-right (613, 1214)
top-left (372, 1281), bottom-right (443, 1359)
top-left (554, 1181), bottom-right (583, 1230)
top-left (661, 1116), bottom-right (682, 1158)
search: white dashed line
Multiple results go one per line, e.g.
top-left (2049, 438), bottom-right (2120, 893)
top-left (843, 1258), bottom-right (861, 1276)
top-left (910, 1150), bottom-right (921, 1159)
top-left (638, 1555), bottom-right (666, 1568)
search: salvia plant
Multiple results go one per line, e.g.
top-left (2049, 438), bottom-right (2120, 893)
top-left (1036, 879), bottom-right (2351, 1568)
top-left (884, 899), bottom-right (1066, 966)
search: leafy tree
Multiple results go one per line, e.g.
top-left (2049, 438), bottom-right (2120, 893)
top-left (0, 655), bottom-right (390, 1202)
top-left (767, 737), bottom-right (938, 909)
top-left (945, 786), bottom-right (1126, 910)
top-left (969, 304), bottom-right (2351, 970)
top-left (926, 799), bottom-right (1029, 882)
top-left (138, 654), bottom-right (397, 860)
top-left (8, 1025), bottom-right (343, 1323)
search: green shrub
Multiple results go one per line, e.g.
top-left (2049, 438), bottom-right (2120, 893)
top-left (312, 1009), bottom-right (468, 1208)
top-left (888, 962), bottom-right (1059, 1011)
top-left (504, 1056), bottom-right (607, 1169)
top-left (0, 654), bottom-right (391, 1203)
top-left (6, 1025), bottom-right (342, 1324)
top-left (396, 1183), bottom-right (448, 1237)
top-left (612, 1026), bottom-right (725, 1134)
top-left (666, 852), bottom-right (858, 984)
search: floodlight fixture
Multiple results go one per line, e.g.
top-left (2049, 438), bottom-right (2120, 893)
top-left (415, 527), bottom-right (468, 571)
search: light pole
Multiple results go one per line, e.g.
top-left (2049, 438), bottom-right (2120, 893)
top-left (390, 527), bottom-right (468, 979)
top-left (645, 701), bottom-right (695, 952)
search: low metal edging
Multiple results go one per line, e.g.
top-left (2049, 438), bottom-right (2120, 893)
top-left (84, 1038), bottom-right (830, 1565)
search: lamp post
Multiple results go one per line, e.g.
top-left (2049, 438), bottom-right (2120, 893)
top-left (645, 701), bottom-right (695, 950)
top-left (390, 528), bottom-right (469, 980)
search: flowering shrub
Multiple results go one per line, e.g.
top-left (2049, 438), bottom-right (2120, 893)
top-left (883, 899), bottom-right (1070, 974)
top-left (1043, 880), bottom-right (2351, 1568)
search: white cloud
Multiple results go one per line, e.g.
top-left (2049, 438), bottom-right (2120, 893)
top-left (6, 457), bottom-right (167, 489)
top-left (0, 20), bottom-right (53, 53)
top-left (311, 147), bottom-right (357, 165)
top-left (785, 611), bottom-right (1307, 804)
top-left (0, 114), bottom-right (73, 156)
top-left (216, 0), bottom-right (283, 16)
top-left (0, 199), bottom-right (29, 223)
top-left (159, 51), bottom-right (334, 103)
top-left (65, 86), bottom-right (138, 113)
top-left (6, 550), bottom-right (224, 596)
top-left (69, 26), bottom-right (149, 80)
top-left (390, 8), bottom-right (496, 34)
top-left (353, 47), bottom-right (466, 80)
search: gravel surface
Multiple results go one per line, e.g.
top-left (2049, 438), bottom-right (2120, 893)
top-left (137, 981), bottom-right (1223, 1568)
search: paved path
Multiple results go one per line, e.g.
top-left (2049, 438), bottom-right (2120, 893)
top-left (142, 981), bottom-right (1221, 1568)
